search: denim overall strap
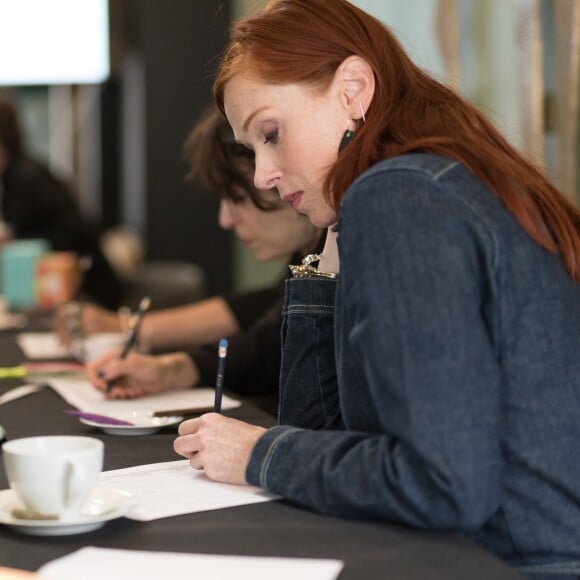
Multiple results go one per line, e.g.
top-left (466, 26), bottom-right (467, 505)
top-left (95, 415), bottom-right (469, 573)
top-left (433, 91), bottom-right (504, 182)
top-left (279, 277), bottom-right (342, 429)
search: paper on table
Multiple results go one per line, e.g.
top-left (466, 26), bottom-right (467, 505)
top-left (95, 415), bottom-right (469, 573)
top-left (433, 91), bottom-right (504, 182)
top-left (48, 376), bottom-right (241, 415)
top-left (0, 311), bottom-right (26, 330)
top-left (0, 566), bottom-right (38, 579)
top-left (0, 383), bottom-right (46, 406)
top-left (17, 332), bottom-right (72, 360)
top-left (97, 460), bottom-right (277, 520)
top-left (38, 547), bottom-right (344, 580)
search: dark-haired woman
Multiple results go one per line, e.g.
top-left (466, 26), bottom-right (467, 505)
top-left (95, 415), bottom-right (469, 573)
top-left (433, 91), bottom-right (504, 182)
top-left (84, 107), bottom-right (321, 412)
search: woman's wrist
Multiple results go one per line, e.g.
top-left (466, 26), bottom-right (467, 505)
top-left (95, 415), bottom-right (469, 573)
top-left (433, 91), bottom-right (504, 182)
top-left (159, 352), bottom-right (199, 390)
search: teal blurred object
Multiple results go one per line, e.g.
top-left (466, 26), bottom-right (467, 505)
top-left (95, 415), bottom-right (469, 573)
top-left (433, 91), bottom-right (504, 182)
top-left (1, 239), bottom-right (49, 309)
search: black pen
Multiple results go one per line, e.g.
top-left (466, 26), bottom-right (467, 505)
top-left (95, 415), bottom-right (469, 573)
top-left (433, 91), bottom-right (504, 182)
top-left (213, 338), bottom-right (228, 413)
top-left (105, 296), bottom-right (151, 393)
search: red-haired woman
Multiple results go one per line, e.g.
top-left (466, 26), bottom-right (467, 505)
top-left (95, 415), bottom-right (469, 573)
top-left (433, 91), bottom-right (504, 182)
top-left (174, 1), bottom-right (580, 576)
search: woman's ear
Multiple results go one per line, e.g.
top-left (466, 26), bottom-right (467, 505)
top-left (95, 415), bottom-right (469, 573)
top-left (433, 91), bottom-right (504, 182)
top-left (336, 55), bottom-right (375, 121)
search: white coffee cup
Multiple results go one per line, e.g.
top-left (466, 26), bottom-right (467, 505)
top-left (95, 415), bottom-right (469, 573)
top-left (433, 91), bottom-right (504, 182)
top-left (74, 332), bottom-right (126, 363)
top-left (2, 435), bottom-right (104, 521)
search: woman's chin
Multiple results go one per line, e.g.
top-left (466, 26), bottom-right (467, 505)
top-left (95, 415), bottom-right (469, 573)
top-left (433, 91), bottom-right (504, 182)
top-left (303, 207), bottom-right (337, 229)
top-left (253, 249), bottom-right (274, 261)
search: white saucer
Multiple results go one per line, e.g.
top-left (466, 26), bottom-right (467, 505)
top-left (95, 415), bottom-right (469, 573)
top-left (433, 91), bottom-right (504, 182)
top-left (79, 411), bottom-right (183, 436)
top-left (0, 487), bottom-right (136, 535)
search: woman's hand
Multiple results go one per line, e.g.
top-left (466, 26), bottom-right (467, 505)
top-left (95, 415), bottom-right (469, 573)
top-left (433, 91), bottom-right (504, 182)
top-left (54, 302), bottom-right (120, 345)
top-left (174, 414), bottom-right (266, 484)
top-left (86, 350), bottom-right (197, 399)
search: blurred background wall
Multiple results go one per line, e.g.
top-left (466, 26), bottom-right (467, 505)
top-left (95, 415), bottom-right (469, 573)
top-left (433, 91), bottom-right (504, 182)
top-left (1, 0), bottom-right (234, 298)
top-left (1, 0), bottom-right (578, 296)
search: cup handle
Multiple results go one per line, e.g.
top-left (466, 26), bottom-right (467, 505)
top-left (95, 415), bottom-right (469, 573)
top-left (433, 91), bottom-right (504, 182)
top-left (62, 461), bottom-right (88, 516)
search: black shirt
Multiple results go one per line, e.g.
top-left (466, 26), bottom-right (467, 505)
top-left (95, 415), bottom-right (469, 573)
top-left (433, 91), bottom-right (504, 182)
top-left (188, 232), bottom-right (325, 416)
top-left (1, 156), bottom-right (125, 308)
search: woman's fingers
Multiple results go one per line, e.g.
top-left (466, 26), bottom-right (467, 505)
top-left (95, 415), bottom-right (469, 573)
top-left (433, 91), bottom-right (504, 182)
top-left (173, 414), bottom-right (266, 484)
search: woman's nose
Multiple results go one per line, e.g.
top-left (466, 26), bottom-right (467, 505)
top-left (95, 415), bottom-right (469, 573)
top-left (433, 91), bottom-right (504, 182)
top-left (254, 154), bottom-right (281, 191)
top-left (218, 199), bottom-right (236, 230)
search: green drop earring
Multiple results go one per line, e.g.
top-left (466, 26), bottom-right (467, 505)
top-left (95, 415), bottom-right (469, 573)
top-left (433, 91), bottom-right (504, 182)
top-left (339, 129), bottom-right (355, 152)
top-left (339, 102), bottom-right (366, 152)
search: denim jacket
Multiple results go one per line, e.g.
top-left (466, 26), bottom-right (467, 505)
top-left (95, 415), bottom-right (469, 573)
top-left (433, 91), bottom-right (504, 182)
top-left (246, 154), bottom-right (580, 575)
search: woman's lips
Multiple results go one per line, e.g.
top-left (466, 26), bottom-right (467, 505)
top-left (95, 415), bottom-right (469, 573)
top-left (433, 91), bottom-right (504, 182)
top-left (283, 191), bottom-right (303, 211)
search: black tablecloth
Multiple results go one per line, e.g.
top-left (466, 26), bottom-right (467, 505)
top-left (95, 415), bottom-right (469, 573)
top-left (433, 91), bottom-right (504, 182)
top-left (0, 331), bottom-right (524, 579)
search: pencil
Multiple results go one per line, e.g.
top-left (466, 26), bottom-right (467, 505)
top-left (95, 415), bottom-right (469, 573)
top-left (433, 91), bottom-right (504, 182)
top-left (105, 296), bottom-right (151, 393)
top-left (213, 338), bottom-right (228, 413)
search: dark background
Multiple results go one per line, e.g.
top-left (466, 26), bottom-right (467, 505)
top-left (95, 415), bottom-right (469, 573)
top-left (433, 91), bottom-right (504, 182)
top-left (103, 0), bottom-right (234, 295)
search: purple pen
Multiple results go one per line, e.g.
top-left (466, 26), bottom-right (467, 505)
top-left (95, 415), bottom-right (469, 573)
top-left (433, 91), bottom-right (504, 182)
top-left (65, 410), bottom-right (134, 426)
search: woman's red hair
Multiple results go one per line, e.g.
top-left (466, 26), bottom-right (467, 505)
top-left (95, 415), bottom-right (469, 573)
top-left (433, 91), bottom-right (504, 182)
top-left (214, 0), bottom-right (580, 281)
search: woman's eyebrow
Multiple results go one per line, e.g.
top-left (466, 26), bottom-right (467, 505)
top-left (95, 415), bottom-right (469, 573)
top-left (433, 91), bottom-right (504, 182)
top-left (242, 106), bottom-right (269, 131)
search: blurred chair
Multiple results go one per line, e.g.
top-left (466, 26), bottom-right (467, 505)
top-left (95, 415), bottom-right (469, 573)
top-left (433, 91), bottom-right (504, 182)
top-left (101, 226), bottom-right (207, 310)
top-left (100, 226), bottom-right (145, 281)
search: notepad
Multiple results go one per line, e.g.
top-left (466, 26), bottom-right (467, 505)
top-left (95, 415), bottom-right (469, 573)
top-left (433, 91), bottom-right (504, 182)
top-left (97, 460), bottom-right (277, 521)
top-left (16, 332), bottom-right (73, 360)
top-left (38, 547), bottom-right (344, 580)
top-left (47, 376), bottom-right (241, 416)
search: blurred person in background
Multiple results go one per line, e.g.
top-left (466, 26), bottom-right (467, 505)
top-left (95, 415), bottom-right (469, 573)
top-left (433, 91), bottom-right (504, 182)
top-left (0, 95), bottom-right (125, 309)
top-left (80, 107), bottom-right (322, 414)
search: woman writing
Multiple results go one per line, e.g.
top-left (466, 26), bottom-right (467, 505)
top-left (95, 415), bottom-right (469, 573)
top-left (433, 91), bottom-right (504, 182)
top-left (86, 107), bottom-right (321, 413)
top-left (174, 1), bottom-right (580, 576)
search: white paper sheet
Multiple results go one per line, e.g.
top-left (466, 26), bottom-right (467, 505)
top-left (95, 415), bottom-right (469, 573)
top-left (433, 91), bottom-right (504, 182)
top-left (17, 332), bottom-right (72, 360)
top-left (97, 460), bottom-right (277, 520)
top-left (48, 376), bottom-right (241, 415)
top-left (38, 547), bottom-right (344, 580)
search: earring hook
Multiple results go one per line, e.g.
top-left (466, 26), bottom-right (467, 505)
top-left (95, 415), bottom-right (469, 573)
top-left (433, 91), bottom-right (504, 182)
top-left (359, 101), bottom-right (366, 123)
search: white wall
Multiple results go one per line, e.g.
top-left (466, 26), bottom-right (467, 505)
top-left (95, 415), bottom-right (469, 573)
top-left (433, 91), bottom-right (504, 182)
top-left (353, 0), bottom-right (522, 147)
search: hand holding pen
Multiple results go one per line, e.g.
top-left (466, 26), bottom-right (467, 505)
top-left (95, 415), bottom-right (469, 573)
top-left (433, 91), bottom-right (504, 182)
top-left (174, 336), bottom-right (267, 485)
top-left (105, 296), bottom-right (151, 393)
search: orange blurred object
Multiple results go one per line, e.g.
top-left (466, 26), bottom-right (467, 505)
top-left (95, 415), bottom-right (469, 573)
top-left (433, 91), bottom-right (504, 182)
top-left (36, 252), bottom-right (80, 310)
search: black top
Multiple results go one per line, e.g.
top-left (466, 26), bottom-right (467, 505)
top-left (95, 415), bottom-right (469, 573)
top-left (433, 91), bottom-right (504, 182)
top-left (1, 157), bottom-right (125, 308)
top-left (189, 233), bottom-right (326, 415)
top-left (191, 282), bottom-right (284, 414)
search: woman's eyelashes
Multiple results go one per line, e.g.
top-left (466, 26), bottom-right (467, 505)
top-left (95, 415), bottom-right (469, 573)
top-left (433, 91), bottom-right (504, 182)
top-left (263, 129), bottom-right (279, 145)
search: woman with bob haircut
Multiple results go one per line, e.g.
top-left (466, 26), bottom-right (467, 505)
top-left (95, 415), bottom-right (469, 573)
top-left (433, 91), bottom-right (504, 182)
top-left (77, 106), bottom-right (322, 413)
top-left (174, 1), bottom-right (580, 576)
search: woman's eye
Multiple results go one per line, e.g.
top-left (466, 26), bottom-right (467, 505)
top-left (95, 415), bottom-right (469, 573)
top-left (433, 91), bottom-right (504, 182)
top-left (263, 130), bottom-right (279, 145)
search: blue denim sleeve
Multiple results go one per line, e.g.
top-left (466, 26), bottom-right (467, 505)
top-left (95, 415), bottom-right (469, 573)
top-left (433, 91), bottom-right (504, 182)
top-left (247, 167), bottom-right (503, 531)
